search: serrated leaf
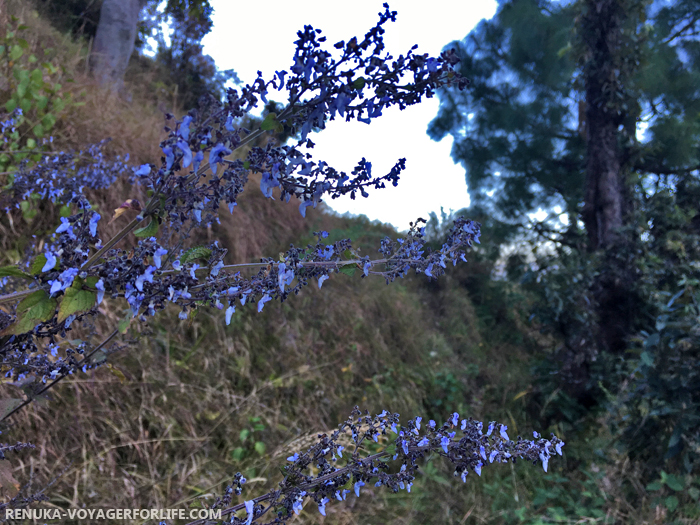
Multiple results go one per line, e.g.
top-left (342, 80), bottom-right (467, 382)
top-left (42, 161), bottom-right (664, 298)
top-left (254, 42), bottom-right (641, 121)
top-left (90, 349), bottom-right (107, 364)
top-left (57, 286), bottom-right (96, 323)
top-left (85, 276), bottom-right (99, 288)
top-left (133, 218), bottom-right (158, 238)
top-left (181, 246), bottom-right (212, 265)
top-left (261, 112), bottom-right (279, 131)
top-left (118, 315), bottom-right (132, 334)
top-left (339, 265), bottom-right (356, 277)
top-left (1, 290), bottom-right (57, 336)
top-left (0, 265), bottom-right (33, 280)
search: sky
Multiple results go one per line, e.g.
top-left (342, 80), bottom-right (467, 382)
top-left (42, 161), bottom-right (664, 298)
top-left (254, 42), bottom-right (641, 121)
top-left (202, 1), bottom-right (499, 231)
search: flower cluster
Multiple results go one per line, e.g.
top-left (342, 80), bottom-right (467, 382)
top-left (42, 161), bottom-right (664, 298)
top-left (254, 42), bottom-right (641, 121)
top-left (175, 407), bottom-right (563, 525)
top-left (0, 2), bottom-right (472, 393)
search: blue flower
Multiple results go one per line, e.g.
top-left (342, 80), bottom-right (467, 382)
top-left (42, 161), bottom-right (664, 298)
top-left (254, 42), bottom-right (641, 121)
top-left (244, 500), bottom-right (254, 525)
top-left (441, 435), bottom-right (450, 453)
top-left (486, 422), bottom-right (494, 436)
top-left (210, 260), bottom-right (224, 277)
top-left (178, 115), bottom-right (192, 140)
top-left (500, 424), bottom-right (510, 442)
top-left (209, 143), bottom-right (232, 175)
top-left (56, 217), bottom-right (75, 240)
top-left (176, 140), bottom-right (192, 168)
top-left (189, 263), bottom-right (199, 280)
top-left (475, 461), bottom-right (483, 476)
top-left (489, 450), bottom-right (498, 463)
top-left (42, 251), bottom-right (57, 273)
top-left (135, 266), bottom-right (156, 292)
top-left (162, 146), bottom-right (175, 170)
top-left (299, 199), bottom-right (313, 217)
top-left (153, 247), bottom-right (168, 269)
top-left (258, 294), bottom-right (271, 312)
top-left (260, 171), bottom-right (279, 199)
top-left (134, 164), bottom-right (150, 177)
top-left (225, 305), bottom-right (236, 325)
top-left (95, 279), bottom-right (105, 304)
top-left (415, 416), bottom-right (422, 430)
top-left (417, 437), bottom-right (429, 447)
top-left (179, 310), bottom-right (188, 320)
top-left (480, 445), bottom-right (487, 461)
top-left (89, 213), bottom-right (101, 237)
top-left (451, 412), bottom-right (459, 426)
top-left (555, 441), bottom-right (565, 455)
top-left (318, 497), bottom-right (329, 516)
top-left (49, 267), bottom-right (78, 295)
top-left (354, 480), bottom-right (365, 497)
top-left (318, 274), bottom-right (329, 288)
top-left (287, 452), bottom-right (299, 462)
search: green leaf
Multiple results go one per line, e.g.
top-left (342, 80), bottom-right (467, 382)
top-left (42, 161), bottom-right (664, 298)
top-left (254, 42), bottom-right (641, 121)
top-left (1, 290), bottom-right (57, 336)
top-left (9, 44), bottom-right (23, 61)
top-left (254, 441), bottom-right (266, 455)
top-left (339, 264), bottom-right (357, 276)
top-left (688, 487), bottom-right (700, 501)
top-left (30, 68), bottom-right (42, 85)
top-left (664, 474), bottom-right (684, 491)
top-left (0, 265), bottom-right (33, 280)
top-left (118, 315), bottom-right (132, 334)
top-left (42, 113), bottom-right (56, 130)
top-left (646, 481), bottom-right (662, 491)
top-left (181, 246), bottom-right (212, 265)
top-left (261, 112), bottom-right (279, 131)
top-left (133, 218), bottom-right (159, 238)
top-left (32, 122), bottom-right (44, 138)
top-left (239, 429), bottom-right (250, 443)
top-left (35, 95), bottom-right (48, 111)
top-left (19, 97), bottom-right (31, 114)
top-left (664, 495), bottom-right (679, 512)
top-left (59, 204), bottom-right (71, 217)
top-left (243, 161), bottom-right (250, 169)
top-left (353, 77), bottom-right (366, 90)
top-left (57, 285), bottom-right (96, 323)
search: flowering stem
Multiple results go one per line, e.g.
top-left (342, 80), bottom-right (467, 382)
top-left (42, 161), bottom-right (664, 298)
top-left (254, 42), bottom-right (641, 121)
top-left (0, 328), bottom-right (120, 422)
top-left (81, 217), bottom-right (142, 269)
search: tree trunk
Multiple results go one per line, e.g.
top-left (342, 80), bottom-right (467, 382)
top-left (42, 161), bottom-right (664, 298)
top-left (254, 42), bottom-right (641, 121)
top-left (581, 0), bottom-right (630, 251)
top-left (580, 0), bottom-right (639, 357)
top-left (90, 0), bottom-right (147, 91)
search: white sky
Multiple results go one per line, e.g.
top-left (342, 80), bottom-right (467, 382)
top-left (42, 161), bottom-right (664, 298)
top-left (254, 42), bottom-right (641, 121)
top-left (202, 1), bottom-right (498, 231)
